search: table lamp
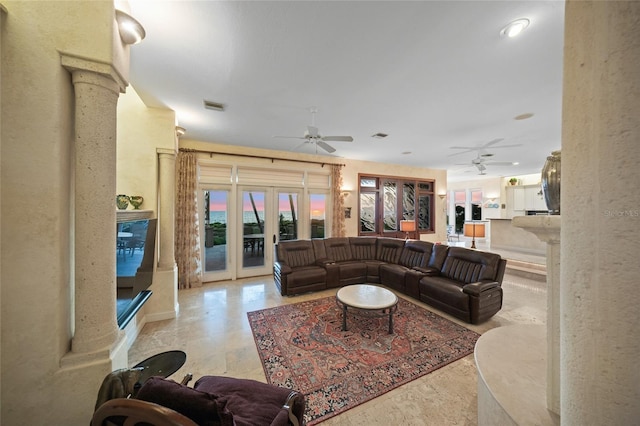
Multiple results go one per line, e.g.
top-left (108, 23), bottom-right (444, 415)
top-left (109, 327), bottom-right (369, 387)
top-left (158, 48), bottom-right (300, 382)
top-left (463, 222), bottom-right (485, 249)
top-left (400, 220), bottom-right (416, 240)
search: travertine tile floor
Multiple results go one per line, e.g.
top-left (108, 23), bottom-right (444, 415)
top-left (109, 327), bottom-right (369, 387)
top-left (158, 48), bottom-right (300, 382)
top-left (129, 271), bottom-right (546, 425)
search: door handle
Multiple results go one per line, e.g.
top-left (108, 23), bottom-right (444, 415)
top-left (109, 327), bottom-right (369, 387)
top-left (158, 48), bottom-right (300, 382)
top-left (273, 234), bottom-right (276, 244)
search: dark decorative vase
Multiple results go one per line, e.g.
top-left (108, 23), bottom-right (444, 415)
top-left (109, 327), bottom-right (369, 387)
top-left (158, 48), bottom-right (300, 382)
top-left (541, 150), bottom-right (561, 215)
top-left (116, 194), bottom-right (130, 210)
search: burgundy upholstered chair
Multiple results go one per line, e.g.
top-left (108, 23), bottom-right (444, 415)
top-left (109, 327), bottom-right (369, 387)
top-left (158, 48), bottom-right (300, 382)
top-left (92, 375), bottom-right (305, 426)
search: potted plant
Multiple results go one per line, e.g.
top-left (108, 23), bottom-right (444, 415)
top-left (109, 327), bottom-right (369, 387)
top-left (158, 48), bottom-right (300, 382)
top-left (509, 178), bottom-right (518, 186)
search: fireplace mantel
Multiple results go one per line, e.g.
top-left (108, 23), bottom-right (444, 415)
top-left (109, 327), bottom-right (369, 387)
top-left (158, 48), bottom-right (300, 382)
top-left (116, 209), bottom-right (154, 223)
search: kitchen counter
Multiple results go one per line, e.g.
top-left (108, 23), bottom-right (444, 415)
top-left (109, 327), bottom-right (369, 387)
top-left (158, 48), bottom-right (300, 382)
top-left (489, 218), bottom-right (546, 255)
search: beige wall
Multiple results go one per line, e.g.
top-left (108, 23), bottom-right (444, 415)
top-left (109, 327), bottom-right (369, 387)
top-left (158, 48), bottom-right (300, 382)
top-left (117, 87), bottom-right (177, 212)
top-left (1, 1), bottom-right (132, 423)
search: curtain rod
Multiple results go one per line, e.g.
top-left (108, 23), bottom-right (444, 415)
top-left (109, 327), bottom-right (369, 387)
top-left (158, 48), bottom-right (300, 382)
top-left (179, 148), bottom-right (345, 167)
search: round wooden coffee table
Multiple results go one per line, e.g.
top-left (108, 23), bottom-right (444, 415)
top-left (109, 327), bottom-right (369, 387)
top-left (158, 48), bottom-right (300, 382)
top-left (336, 284), bottom-right (398, 334)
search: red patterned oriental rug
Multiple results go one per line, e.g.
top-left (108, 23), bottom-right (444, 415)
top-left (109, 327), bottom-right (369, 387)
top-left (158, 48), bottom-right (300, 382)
top-left (247, 295), bottom-right (480, 425)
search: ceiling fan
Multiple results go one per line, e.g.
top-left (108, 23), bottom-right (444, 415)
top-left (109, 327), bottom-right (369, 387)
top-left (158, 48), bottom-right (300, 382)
top-left (448, 138), bottom-right (522, 157)
top-left (457, 153), bottom-right (516, 175)
top-left (273, 107), bottom-right (353, 154)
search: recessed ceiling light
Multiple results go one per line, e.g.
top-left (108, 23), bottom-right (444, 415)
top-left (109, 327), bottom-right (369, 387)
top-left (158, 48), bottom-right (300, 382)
top-left (500, 18), bottom-right (530, 38)
top-left (513, 162), bottom-right (520, 166)
top-left (514, 113), bottom-right (534, 120)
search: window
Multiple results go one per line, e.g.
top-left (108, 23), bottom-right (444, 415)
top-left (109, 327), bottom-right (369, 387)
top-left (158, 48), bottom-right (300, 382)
top-left (358, 175), bottom-right (435, 236)
top-left (471, 189), bottom-right (483, 220)
top-left (454, 190), bottom-right (466, 233)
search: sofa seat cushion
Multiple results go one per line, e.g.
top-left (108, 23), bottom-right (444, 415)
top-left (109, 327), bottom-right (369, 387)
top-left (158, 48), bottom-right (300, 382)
top-left (419, 276), bottom-right (469, 312)
top-left (286, 266), bottom-right (326, 289)
top-left (335, 260), bottom-right (367, 281)
top-left (194, 376), bottom-right (305, 426)
top-left (362, 259), bottom-right (386, 281)
top-left (379, 264), bottom-right (410, 292)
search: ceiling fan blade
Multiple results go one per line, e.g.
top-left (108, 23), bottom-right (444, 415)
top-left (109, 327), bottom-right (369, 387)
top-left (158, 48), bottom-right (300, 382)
top-left (485, 161), bottom-right (515, 166)
top-left (482, 138), bottom-right (505, 147)
top-left (322, 136), bottom-right (353, 142)
top-left (316, 140), bottom-right (336, 153)
top-left (292, 141), bottom-right (309, 151)
top-left (307, 126), bottom-right (319, 138)
top-left (486, 144), bottom-right (523, 149)
top-left (273, 135), bottom-right (305, 140)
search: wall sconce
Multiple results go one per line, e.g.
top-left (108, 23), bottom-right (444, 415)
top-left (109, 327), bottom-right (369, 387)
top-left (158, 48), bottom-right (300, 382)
top-left (175, 126), bottom-right (186, 137)
top-left (438, 193), bottom-right (446, 200)
top-left (400, 220), bottom-right (416, 240)
top-left (463, 221), bottom-right (486, 249)
top-left (115, 9), bottom-right (146, 45)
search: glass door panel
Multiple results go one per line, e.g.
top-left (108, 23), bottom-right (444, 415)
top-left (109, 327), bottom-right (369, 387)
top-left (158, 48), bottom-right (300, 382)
top-left (202, 189), bottom-right (231, 282)
top-left (383, 181), bottom-right (397, 232)
top-left (310, 193), bottom-right (326, 238)
top-left (278, 192), bottom-right (298, 241)
top-left (241, 190), bottom-right (265, 270)
top-left (360, 192), bottom-right (376, 233)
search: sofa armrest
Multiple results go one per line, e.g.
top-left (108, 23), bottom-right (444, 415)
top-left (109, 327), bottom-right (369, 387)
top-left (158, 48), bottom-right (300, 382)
top-left (274, 262), bottom-right (292, 275)
top-left (411, 266), bottom-right (440, 276)
top-left (463, 280), bottom-right (499, 296)
top-left (315, 258), bottom-right (336, 267)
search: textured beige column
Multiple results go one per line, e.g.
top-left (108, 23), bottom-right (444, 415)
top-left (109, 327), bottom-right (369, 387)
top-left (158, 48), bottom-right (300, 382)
top-left (61, 54), bottom-right (126, 354)
top-left (157, 148), bottom-right (177, 269)
top-left (512, 216), bottom-right (561, 415)
top-left (143, 148), bottom-right (179, 322)
top-left (562, 1), bottom-right (640, 424)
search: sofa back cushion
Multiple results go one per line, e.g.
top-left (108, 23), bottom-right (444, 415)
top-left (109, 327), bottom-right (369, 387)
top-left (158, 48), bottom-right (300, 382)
top-left (375, 237), bottom-right (405, 263)
top-left (276, 240), bottom-right (316, 268)
top-left (324, 237), bottom-right (353, 262)
top-left (349, 237), bottom-right (378, 260)
top-left (429, 244), bottom-right (449, 270)
top-left (441, 247), bottom-right (503, 283)
top-left (398, 240), bottom-right (433, 268)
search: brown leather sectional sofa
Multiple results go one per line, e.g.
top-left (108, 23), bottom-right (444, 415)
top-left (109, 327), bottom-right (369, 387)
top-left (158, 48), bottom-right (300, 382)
top-left (274, 237), bottom-right (507, 324)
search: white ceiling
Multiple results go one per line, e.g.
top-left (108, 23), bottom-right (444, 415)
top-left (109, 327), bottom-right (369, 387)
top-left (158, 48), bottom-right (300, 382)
top-left (128, 1), bottom-right (565, 182)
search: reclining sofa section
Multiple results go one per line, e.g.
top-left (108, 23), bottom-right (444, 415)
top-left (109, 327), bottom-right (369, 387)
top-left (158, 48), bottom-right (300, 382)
top-left (274, 237), bottom-right (507, 325)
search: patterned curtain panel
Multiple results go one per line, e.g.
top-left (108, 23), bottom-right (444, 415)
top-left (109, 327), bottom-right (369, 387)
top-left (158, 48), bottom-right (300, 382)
top-left (331, 164), bottom-right (345, 237)
top-left (175, 151), bottom-right (202, 289)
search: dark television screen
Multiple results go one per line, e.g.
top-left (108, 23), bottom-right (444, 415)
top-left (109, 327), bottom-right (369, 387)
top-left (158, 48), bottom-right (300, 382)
top-left (116, 218), bottom-right (157, 328)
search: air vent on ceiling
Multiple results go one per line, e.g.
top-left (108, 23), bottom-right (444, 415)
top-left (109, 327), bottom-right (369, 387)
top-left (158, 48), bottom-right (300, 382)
top-left (371, 133), bottom-right (388, 139)
top-left (203, 100), bottom-right (225, 111)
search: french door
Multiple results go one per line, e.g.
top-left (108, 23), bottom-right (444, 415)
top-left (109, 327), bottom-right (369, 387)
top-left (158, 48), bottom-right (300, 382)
top-left (236, 187), bottom-right (302, 278)
top-left (201, 186), bottom-right (302, 282)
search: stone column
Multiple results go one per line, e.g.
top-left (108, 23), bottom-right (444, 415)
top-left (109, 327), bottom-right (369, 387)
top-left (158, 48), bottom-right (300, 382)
top-left (512, 215), bottom-right (561, 415)
top-left (61, 54), bottom-right (126, 355)
top-left (144, 148), bottom-right (178, 322)
top-left (157, 148), bottom-right (177, 269)
top-left (561, 1), bottom-right (640, 424)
